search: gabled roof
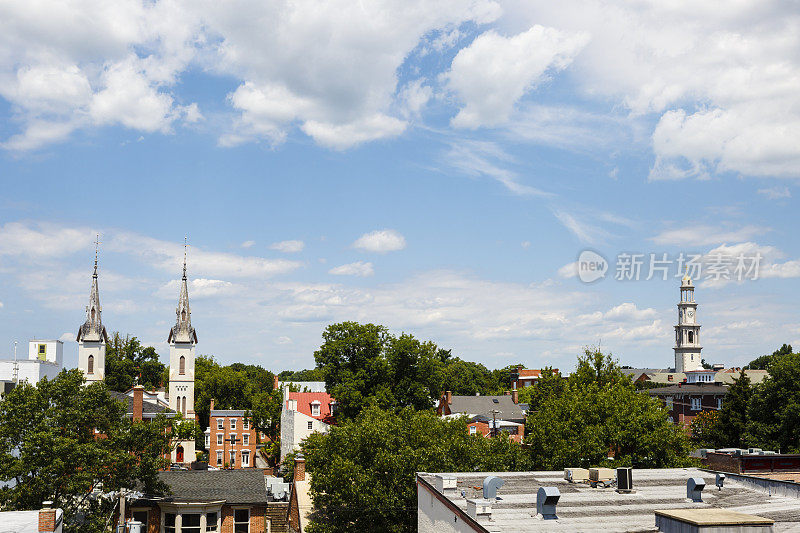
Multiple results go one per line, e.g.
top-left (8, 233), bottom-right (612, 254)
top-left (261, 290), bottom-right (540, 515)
top-left (646, 383), bottom-right (729, 396)
top-left (446, 395), bottom-right (526, 422)
top-left (287, 392), bottom-right (334, 421)
top-left (158, 470), bottom-right (268, 504)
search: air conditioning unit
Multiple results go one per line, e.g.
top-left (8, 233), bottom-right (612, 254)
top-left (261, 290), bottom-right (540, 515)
top-left (564, 468), bottom-right (590, 483)
top-left (589, 468), bottom-right (615, 482)
top-left (616, 467), bottom-right (633, 493)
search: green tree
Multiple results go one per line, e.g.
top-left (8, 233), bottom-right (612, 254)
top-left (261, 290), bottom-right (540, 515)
top-left (303, 406), bottom-right (529, 533)
top-left (746, 343), bottom-right (793, 370)
top-left (690, 409), bottom-right (719, 447)
top-left (278, 368), bottom-right (326, 382)
top-left (516, 367), bottom-right (564, 413)
top-left (0, 370), bottom-right (172, 532)
top-left (711, 369), bottom-right (752, 448)
top-left (746, 352), bottom-right (800, 451)
top-left (524, 348), bottom-right (691, 469)
top-left (104, 332), bottom-right (165, 392)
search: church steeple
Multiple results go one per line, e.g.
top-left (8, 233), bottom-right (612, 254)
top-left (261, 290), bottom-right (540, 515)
top-left (168, 238), bottom-right (197, 344)
top-left (77, 235), bottom-right (108, 343)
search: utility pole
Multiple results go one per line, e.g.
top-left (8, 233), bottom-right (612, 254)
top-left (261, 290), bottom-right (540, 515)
top-left (12, 341), bottom-right (18, 384)
top-left (490, 409), bottom-right (500, 438)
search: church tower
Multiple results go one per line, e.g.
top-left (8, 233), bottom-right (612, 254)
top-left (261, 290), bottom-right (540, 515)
top-left (674, 273), bottom-right (703, 373)
top-left (77, 237), bottom-right (108, 384)
top-left (168, 241), bottom-right (197, 464)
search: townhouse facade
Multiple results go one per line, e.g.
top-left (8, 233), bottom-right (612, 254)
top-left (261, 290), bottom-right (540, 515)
top-left (207, 399), bottom-right (259, 469)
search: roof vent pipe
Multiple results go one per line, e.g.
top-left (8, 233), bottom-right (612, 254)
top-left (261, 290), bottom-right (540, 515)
top-left (483, 476), bottom-right (505, 499)
top-left (716, 473), bottom-right (725, 490)
top-left (537, 487), bottom-right (560, 519)
top-left (687, 477), bottom-right (705, 502)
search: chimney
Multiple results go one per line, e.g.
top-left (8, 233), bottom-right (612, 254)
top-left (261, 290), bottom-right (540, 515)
top-left (39, 502), bottom-right (56, 533)
top-left (273, 374), bottom-right (279, 390)
top-left (294, 454), bottom-right (306, 482)
top-left (512, 389), bottom-right (518, 404)
top-left (132, 385), bottom-right (144, 421)
top-left (446, 391), bottom-right (452, 405)
top-left (210, 398), bottom-right (215, 412)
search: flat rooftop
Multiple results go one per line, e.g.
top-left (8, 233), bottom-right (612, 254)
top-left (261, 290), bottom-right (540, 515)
top-left (418, 468), bottom-right (800, 532)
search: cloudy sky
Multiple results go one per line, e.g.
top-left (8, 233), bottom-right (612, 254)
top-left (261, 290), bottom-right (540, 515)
top-left (1, 0), bottom-right (799, 372)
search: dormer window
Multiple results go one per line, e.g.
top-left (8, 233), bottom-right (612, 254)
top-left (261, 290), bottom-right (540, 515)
top-left (311, 401), bottom-right (321, 417)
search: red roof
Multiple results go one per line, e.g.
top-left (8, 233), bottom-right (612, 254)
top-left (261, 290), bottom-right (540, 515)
top-left (517, 368), bottom-right (559, 378)
top-left (287, 391), bottom-right (335, 421)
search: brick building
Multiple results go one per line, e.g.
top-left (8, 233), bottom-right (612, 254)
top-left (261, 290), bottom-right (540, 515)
top-left (647, 382), bottom-right (728, 426)
top-left (208, 399), bottom-right (259, 469)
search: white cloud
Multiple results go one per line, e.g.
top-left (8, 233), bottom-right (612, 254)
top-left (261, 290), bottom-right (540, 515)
top-left (0, 222), bottom-right (95, 258)
top-left (757, 186), bottom-right (791, 200)
top-left (446, 25), bottom-right (589, 128)
top-left (651, 225), bottom-right (770, 247)
top-left (352, 229), bottom-right (407, 253)
top-left (270, 240), bottom-right (305, 253)
top-left (59, 332), bottom-right (74, 342)
top-left (558, 261), bottom-right (578, 279)
top-left (329, 261), bottom-right (375, 277)
top-left (276, 336), bottom-right (293, 345)
top-left (241, 240), bottom-right (255, 248)
top-left (159, 278), bottom-right (236, 299)
top-left (552, 210), bottom-right (610, 245)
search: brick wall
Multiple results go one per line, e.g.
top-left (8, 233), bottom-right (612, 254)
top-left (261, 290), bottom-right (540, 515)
top-left (209, 413), bottom-right (258, 469)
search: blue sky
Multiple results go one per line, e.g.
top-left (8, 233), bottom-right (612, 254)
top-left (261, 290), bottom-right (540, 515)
top-left (1, 0), bottom-right (799, 373)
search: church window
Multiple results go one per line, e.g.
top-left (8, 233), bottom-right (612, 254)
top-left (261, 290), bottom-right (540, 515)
top-left (91, 308), bottom-right (95, 321)
top-left (688, 331), bottom-right (694, 343)
top-left (181, 309), bottom-right (186, 322)
top-left (88, 355), bottom-right (94, 374)
top-left (179, 356), bottom-right (186, 375)
top-left (182, 396), bottom-right (187, 415)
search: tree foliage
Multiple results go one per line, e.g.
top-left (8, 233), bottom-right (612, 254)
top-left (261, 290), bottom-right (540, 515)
top-left (746, 351), bottom-right (800, 451)
top-left (0, 370), bottom-right (172, 533)
top-left (524, 348), bottom-right (692, 469)
top-left (711, 369), bottom-right (752, 448)
top-left (746, 343), bottom-right (793, 370)
top-left (278, 368), bottom-right (325, 382)
top-left (303, 406), bottom-right (529, 533)
top-left (104, 332), bottom-right (165, 392)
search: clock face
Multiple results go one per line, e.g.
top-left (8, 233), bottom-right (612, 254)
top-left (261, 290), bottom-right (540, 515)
top-left (687, 310), bottom-right (694, 318)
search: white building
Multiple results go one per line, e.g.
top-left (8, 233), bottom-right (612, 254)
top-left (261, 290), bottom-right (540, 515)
top-left (279, 386), bottom-right (334, 461)
top-left (674, 274), bottom-right (703, 373)
top-left (0, 340), bottom-right (63, 391)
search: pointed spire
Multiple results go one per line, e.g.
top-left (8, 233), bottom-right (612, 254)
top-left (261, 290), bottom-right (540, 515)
top-left (169, 236), bottom-right (197, 344)
top-left (77, 235), bottom-right (107, 343)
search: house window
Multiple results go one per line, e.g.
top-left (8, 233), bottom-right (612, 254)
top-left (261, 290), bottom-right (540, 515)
top-left (179, 355), bottom-right (186, 375)
top-left (217, 418), bottom-right (223, 430)
top-left (206, 512), bottom-right (218, 532)
top-left (164, 513), bottom-right (176, 533)
top-left (667, 375), bottom-right (673, 382)
top-left (204, 434), bottom-right (210, 448)
top-left (216, 451), bottom-right (222, 466)
top-left (242, 450), bottom-right (250, 467)
top-left (234, 509), bottom-right (250, 533)
top-left (217, 434), bottom-right (223, 445)
top-left (38, 344), bottom-right (46, 361)
top-left (88, 355), bottom-right (94, 374)
top-left (691, 398), bottom-right (701, 411)
top-left (307, 421), bottom-right (313, 430)
top-left (132, 510), bottom-right (148, 527)
top-left (181, 513), bottom-right (201, 533)
top-left (311, 403), bottom-right (321, 417)
top-left (243, 434), bottom-right (249, 445)
top-left (243, 419), bottom-right (249, 431)
top-left (230, 451), bottom-right (236, 467)
top-left (469, 426), bottom-right (477, 435)
top-left (230, 418), bottom-right (237, 430)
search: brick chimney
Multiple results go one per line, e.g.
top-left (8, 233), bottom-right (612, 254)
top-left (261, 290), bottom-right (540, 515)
top-left (132, 385), bottom-right (144, 421)
top-left (294, 454), bottom-right (306, 482)
top-left (39, 502), bottom-right (56, 533)
top-left (210, 398), bottom-right (215, 412)
top-left (446, 391), bottom-right (452, 405)
top-left (273, 374), bottom-right (279, 390)
top-left (512, 389), bottom-right (518, 404)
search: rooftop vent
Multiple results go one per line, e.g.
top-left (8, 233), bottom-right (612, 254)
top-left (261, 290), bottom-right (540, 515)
top-left (536, 487), bottom-right (560, 519)
top-left (687, 477), bottom-right (705, 502)
top-left (466, 498), bottom-right (492, 519)
top-left (564, 468), bottom-right (589, 483)
top-left (716, 473), bottom-right (725, 490)
top-left (483, 476), bottom-right (505, 499)
top-left (616, 467), bottom-right (633, 493)
top-left (434, 474), bottom-right (457, 494)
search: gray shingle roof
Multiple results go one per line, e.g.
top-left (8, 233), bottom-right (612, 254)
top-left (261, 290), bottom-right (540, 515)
top-left (158, 470), bottom-right (268, 504)
top-left (109, 390), bottom-right (173, 415)
top-left (646, 384), bottom-right (729, 396)
top-left (447, 395), bottom-right (526, 422)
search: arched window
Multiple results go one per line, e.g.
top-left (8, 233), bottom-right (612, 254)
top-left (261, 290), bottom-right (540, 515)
top-left (179, 356), bottom-right (186, 375)
top-left (182, 396), bottom-right (187, 415)
top-left (688, 331), bottom-right (694, 343)
top-left (88, 355), bottom-right (94, 374)
top-left (181, 309), bottom-right (186, 322)
top-left (91, 308), bottom-right (95, 321)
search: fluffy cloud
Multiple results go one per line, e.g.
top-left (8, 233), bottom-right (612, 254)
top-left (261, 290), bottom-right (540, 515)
top-left (241, 240), bottom-right (255, 248)
top-left (270, 240), bottom-right (305, 253)
top-left (352, 229), bottom-right (407, 253)
top-left (0, 222), bottom-right (95, 258)
top-left (446, 25), bottom-right (588, 128)
top-left (651, 225), bottom-right (770, 247)
top-left (329, 261), bottom-right (374, 277)
top-left (757, 186), bottom-right (791, 200)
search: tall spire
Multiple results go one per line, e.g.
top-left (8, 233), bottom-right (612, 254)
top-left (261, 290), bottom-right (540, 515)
top-left (169, 236), bottom-right (197, 344)
top-left (77, 235), bottom-right (108, 342)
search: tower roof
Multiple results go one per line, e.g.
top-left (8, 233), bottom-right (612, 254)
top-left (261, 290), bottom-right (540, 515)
top-left (77, 236), bottom-right (108, 343)
top-left (168, 239), bottom-right (197, 344)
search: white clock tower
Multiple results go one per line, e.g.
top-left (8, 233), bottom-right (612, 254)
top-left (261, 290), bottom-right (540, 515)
top-left (168, 243), bottom-right (197, 464)
top-left (77, 239), bottom-right (108, 384)
top-left (674, 273), bottom-right (703, 373)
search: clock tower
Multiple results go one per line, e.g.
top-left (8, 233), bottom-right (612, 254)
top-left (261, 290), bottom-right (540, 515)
top-left (674, 273), bottom-right (703, 373)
